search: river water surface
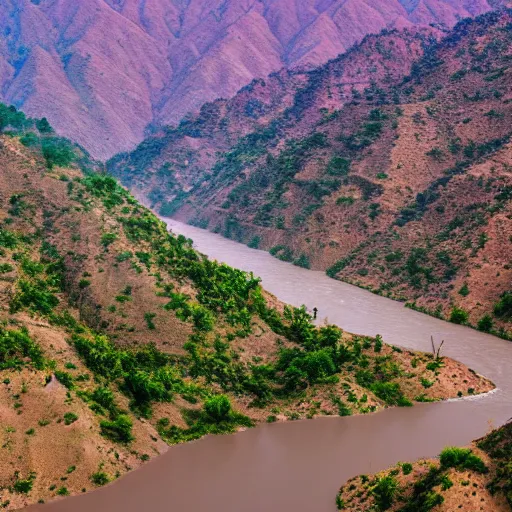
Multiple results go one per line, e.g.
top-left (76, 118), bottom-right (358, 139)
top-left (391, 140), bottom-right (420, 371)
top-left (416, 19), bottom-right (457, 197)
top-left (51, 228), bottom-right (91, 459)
top-left (31, 218), bottom-right (511, 512)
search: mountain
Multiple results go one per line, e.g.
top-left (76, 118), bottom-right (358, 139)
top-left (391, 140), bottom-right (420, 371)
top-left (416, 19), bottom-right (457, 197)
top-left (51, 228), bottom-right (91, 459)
top-left (0, 107), bottom-right (490, 509)
top-left (336, 421), bottom-right (512, 511)
top-left (0, 0), bottom-right (505, 159)
top-left (109, 10), bottom-right (512, 336)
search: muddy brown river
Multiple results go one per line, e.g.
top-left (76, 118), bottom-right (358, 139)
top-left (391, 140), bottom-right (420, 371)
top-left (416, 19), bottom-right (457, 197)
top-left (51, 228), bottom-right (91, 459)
top-left (30, 218), bottom-right (511, 512)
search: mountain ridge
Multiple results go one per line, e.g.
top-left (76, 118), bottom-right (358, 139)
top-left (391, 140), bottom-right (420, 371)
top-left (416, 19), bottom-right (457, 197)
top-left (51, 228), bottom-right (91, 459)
top-left (0, 0), bottom-right (506, 159)
top-left (109, 10), bottom-right (512, 336)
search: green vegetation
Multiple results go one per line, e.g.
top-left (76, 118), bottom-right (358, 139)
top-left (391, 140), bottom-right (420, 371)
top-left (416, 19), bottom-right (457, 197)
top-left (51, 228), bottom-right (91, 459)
top-left (63, 412), bottom-right (78, 425)
top-left (439, 447), bottom-right (487, 473)
top-left (90, 472), bottom-right (110, 486)
top-left (449, 307), bottom-right (469, 325)
top-left (12, 472), bottom-right (36, 494)
top-left (372, 475), bottom-right (398, 510)
top-left (494, 291), bottom-right (512, 320)
top-left (0, 326), bottom-right (45, 371)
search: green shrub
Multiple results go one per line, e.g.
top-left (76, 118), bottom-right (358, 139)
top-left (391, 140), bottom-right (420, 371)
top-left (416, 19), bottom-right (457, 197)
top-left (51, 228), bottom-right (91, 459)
top-left (247, 236), bottom-right (261, 249)
top-left (402, 462), bottom-right (413, 475)
top-left (477, 314), bottom-right (493, 332)
top-left (100, 415), bottom-right (134, 443)
top-left (20, 132), bottom-right (40, 147)
top-left (42, 137), bottom-right (75, 169)
top-left (203, 395), bottom-right (232, 422)
top-left (336, 196), bottom-right (355, 206)
top-left (449, 307), bottom-right (469, 325)
top-left (90, 472), bottom-right (110, 486)
top-left (458, 283), bottom-right (469, 297)
top-left (10, 278), bottom-right (60, 315)
top-left (439, 447), bottom-right (487, 473)
top-left (0, 228), bottom-right (19, 249)
top-left (101, 233), bottom-right (118, 247)
top-left (494, 291), bottom-right (512, 319)
top-left (63, 412), bottom-right (78, 425)
top-left (371, 382), bottom-right (406, 406)
top-left (0, 327), bottom-right (45, 370)
top-left (372, 475), bottom-right (398, 510)
top-left (54, 371), bottom-right (74, 389)
top-left (91, 386), bottom-right (117, 413)
top-left (293, 254), bottom-right (310, 269)
top-left (13, 473), bottom-right (36, 494)
top-left (327, 157), bottom-right (351, 176)
top-left (144, 312), bottom-right (156, 330)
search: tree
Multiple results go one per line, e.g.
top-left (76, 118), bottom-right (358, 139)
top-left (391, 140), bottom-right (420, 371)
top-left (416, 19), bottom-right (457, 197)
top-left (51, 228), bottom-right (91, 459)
top-left (41, 137), bottom-right (75, 169)
top-left (100, 415), bottom-right (134, 443)
top-left (494, 291), bottom-right (512, 319)
top-left (449, 306), bottom-right (468, 325)
top-left (36, 117), bottom-right (53, 133)
top-left (203, 395), bottom-right (232, 422)
top-left (372, 475), bottom-right (399, 510)
top-left (477, 314), bottom-right (493, 332)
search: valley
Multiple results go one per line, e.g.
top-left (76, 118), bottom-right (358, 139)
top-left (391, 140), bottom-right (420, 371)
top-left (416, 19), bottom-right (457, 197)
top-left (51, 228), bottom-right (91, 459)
top-left (0, 3), bottom-right (509, 512)
top-left (0, 0), bottom-right (505, 159)
top-left (110, 10), bottom-right (512, 336)
top-left (0, 110), bottom-right (501, 510)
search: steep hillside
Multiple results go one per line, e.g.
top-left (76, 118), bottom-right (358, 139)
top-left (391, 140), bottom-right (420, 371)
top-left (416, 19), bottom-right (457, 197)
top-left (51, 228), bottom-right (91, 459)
top-left (0, 108), bottom-right (492, 510)
top-left (336, 421), bottom-right (512, 512)
top-left (0, 0), bottom-right (505, 159)
top-left (110, 10), bottom-right (512, 336)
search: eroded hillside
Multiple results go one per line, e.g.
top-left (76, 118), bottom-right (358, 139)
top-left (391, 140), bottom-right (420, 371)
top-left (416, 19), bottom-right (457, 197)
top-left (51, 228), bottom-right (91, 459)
top-left (336, 421), bottom-right (512, 511)
top-left (0, 0), bottom-right (505, 158)
top-left (0, 109), bottom-right (494, 509)
top-left (110, 11), bottom-right (512, 336)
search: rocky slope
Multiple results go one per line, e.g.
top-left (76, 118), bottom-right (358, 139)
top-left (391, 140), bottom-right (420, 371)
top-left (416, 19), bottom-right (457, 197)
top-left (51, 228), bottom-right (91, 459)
top-left (336, 421), bottom-right (512, 511)
top-left (109, 10), bottom-right (512, 336)
top-left (0, 108), bottom-right (492, 510)
top-left (0, 0), bottom-right (506, 159)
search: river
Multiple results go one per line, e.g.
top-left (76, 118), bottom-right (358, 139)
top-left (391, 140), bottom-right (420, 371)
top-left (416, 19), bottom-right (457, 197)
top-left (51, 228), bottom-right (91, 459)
top-left (30, 218), bottom-right (511, 512)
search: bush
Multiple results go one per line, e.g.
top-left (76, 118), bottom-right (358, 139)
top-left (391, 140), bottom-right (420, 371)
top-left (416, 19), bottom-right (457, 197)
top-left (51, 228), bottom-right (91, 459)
top-left (0, 327), bottom-right (45, 370)
top-left (477, 314), bottom-right (493, 332)
top-left (402, 462), bottom-right (413, 475)
top-left (203, 395), bottom-right (232, 422)
top-left (372, 475), bottom-right (398, 510)
top-left (54, 371), bottom-right (74, 389)
top-left (327, 157), bottom-right (351, 176)
top-left (449, 307), bottom-right (469, 325)
top-left (371, 382), bottom-right (406, 406)
top-left (293, 254), bottom-right (310, 269)
top-left (91, 386), bottom-right (117, 413)
top-left (90, 472), bottom-right (110, 486)
top-left (42, 137), bottom-right (76, 169)
top-left (13, 473), bottom-right (36, 494)
top-left (10, 278), bottom-right (60, 315)
top-left (439, 447), bottom-right (487, 473)
top-left (494, 291), bottom-right (512, 319)
top-left (100, 415), bottom-right (134, 443)
top-left (63, 412), bottom-right (78, 425)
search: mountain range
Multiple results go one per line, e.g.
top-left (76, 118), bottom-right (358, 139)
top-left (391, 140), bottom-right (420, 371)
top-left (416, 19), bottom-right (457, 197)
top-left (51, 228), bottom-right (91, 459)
top-left (109, 9), bottom-right (512, 335)
top-left (0, 0), bottom-right (506, 159)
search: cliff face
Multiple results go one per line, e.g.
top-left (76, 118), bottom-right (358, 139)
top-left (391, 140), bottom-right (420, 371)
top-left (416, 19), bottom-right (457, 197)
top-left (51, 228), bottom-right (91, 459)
top-left (0, 0), bottom-right (503, 159)
top-left (109, 11), bottom-right (512, 334)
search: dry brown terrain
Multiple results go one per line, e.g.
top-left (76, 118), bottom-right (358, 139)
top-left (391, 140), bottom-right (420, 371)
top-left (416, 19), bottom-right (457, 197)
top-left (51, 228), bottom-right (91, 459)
top-left (110, 10), bottom-right (512, 334)
top-left (0, 0), bottom-right (506, 159)
top-left (0, 130), bottom-right (494, 509)
top-left (336, 422), bottom-right (512, 511)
